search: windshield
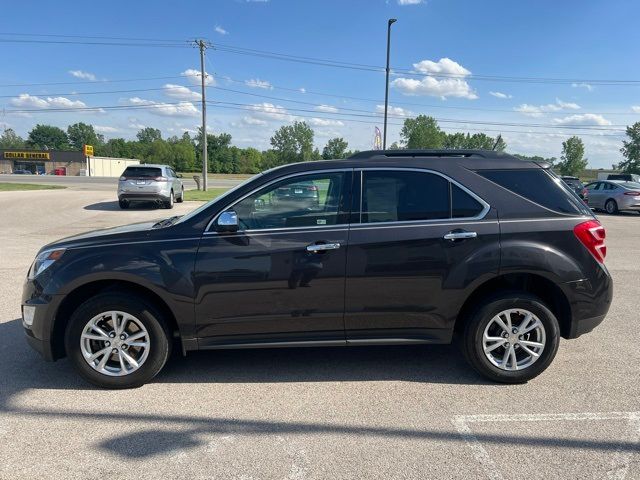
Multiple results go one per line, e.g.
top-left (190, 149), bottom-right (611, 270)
top-left (174, 172), bottom-right (263, 225)
top-left (122, 167), bottom-right (162, 178)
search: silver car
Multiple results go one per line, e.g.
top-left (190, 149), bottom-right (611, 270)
top-left (585, 180), bottom-right (640, 214)
top-left (118, 164), bottom-right (184, 209)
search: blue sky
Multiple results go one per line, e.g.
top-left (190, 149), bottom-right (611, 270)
top-left (2, 0), bottom-right (640, 167)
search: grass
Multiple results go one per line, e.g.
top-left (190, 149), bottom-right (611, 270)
top-left (0, 183), bottom-right (66, 192)
top-left (184, 188), bottom-right (230, 201)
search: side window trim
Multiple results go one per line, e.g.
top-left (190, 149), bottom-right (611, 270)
top-left (204, 168), bottom-right (354, 234)
top-left (354, 167), bottom-right (490, 225)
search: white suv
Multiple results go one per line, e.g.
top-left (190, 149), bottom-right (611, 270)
top-left (118, 164), bottom-right (184, 209)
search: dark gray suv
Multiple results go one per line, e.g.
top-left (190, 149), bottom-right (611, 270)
top-left (22, 150), bottom-right (612, 388)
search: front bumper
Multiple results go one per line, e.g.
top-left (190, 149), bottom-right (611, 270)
top-left (22, 279), bottom-right (64, 361)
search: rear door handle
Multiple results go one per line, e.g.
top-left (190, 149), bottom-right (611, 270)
top-left (306, 242), bottom-right (341, 252)
top-left (443, 231), bottom-right (477, 241)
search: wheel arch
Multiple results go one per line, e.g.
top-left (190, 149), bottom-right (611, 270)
top-left (455, 272), bottom-right (572, 338)
top-left (51, 279), bottom-right (180, 360)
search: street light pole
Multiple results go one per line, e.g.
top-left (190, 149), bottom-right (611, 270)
top-left (383, 18), bottom-right (397, 150)
top-left (198, 39), bottom-right (208, 191)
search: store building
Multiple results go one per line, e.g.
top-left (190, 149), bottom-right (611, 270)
top-left (0, 148), bottom-right (140, 177)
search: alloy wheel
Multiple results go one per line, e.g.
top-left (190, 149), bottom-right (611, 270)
top-left (482, 308), bottom-right (546, 371)
top-left (80, 311), bottom-right (151, 376)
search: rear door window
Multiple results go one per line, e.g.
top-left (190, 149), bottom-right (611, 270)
top-left (478, 169), bottom-right (590, 215)
top-left (361, 170), bottom-right (450, 223)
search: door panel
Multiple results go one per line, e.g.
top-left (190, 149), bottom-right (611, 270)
top-left (194, 229), bottom-right (348, 345)
top-left (345, 220), bottom-right (500, 341)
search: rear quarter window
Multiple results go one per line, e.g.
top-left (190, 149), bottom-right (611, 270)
top-left (478, 169), bottom-right (590, 215)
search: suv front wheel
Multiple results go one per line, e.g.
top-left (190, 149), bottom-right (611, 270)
top-left (461, 293), bottom-right (560, 383)
top-left (64, 292), bottom-right (172, 388)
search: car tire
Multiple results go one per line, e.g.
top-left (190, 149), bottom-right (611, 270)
top-left (176, 187), bottom-right (184, 203)
top-left (164, 191), bottom-right (174, 209)
top-left (461, 292), bottom-right (560, 384)
top-left (118, 199), bottom-right (129, 209)
top-left (605, 199), bottom-right (618, 215)
top-left (64, 292), bottom-right (172, 389)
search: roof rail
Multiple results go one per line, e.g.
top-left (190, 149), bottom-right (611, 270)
top-left (348, 149), bottom-right (500, 160)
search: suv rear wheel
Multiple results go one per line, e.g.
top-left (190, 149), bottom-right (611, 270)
top-left (164, 190), bottom-right (174, 209)
top-left (64, 292), bottom-right (172, 388)
top-left (605, 199), bottom-right (618, 215)
top-left (461, 293), bottom-right (560, 383)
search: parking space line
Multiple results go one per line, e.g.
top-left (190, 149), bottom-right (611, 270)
top-left (452, 412), bottom-right (640, 480)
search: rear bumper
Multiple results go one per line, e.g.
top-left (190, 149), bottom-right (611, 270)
top-left (118, 193), bottom-right (170, 203)
top-left (568, 313), bottom-right (607, 338)
top-left (562, 268), bottom-right (613, 339)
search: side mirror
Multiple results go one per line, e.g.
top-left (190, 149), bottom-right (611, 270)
top-left (216, 210), bottom-right (239, 233)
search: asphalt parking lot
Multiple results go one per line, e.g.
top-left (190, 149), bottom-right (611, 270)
top-left (1, 187), bottom-right (638, 479)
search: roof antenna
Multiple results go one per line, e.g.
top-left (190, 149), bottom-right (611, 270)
top-left (492, 134), bottom-right (503, 151)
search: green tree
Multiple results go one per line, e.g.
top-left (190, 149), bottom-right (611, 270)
top-left (619, 122), bottom-right (640, 174)
top-left (322, 137), bottom-right (349, 159)
top-left (146, 140), bottom-right (173, 165)
top-left (67, 122), bottom-right (103, 150)
top-left (270, 121), bottom-right (314, 165)
top-left (557, 136), bottom-right (587, 175)
top-left (442, 132), bottom-right (506, 151)
top-left (0, 128), bottom-right (25, 148)
top-left (237, 147), bottom-right (263, 174)
top-left (136, 127), bottom-right (162, 144)
top-left (389, 141), bottom-right (401, 150)
top-left (493, 134), bottom-right (507, 152)
top-left (26, 124), bottom-right (70, 150)
top-left (170, 139), bottom-right (196, 172)
top-left (400, 115), bottom-right (444, 149)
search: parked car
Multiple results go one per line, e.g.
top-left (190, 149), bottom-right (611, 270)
top-left (584, 180), bottom-right (640, 214)
top-left (560, 176), bottom-right (588, 202)
top-left (117, 164), bottom-right (184, 209)
top-left (23, 149), bottom-right (612, 388)
top-left (12, 169), bottom-right (32, 175)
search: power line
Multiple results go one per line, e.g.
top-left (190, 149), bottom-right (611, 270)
top-left (2, 32), bottom-right (640, 85)
top-left (0, 75), bottom-right (189, 88)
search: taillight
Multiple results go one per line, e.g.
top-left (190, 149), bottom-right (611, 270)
top-left (624, 191), bottom-right (640, 196)
top-left (154, 176), bottom-right (168, 182)
top-left (574, 220), bottom-right (606, 263)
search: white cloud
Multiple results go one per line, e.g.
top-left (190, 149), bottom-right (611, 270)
top-left (392, 76), bottom-right (478, 100)
top-left (68, 70), bottom-right (97, 81)
top-left (94, 125), bottom-right (120, 133)
top-left (181, 68), bottom-right (214, 86)
top-left (10, 94), bottom-right (88, 110)
top-left (551, 113), bottom-right (612, 126)
top-left (249, 102), bottom-right (295, 121)
top-left (392, 58), bottom-right (477, 99)
top-left (308, 118), bottom-right (344, 127)
top-left (163, 84), bottom-right (201, 101)
top-left (214, 25), bottom-right (228, 35)
top-left (631, 106), bottom-right (640, 113)
top-left (490, 91), bottom-right (512, 99)
top-left (245, 78), bottom-right (273, 90)
top-left (316, 104), bottom-right (338, 113)
top-left (571, 82), bottom-right (594, 92)
top-left (299, 87), bottom-right (306, 93)
top-left (241, 116), bottom-right (268, 126)
top-left (514, 98), bottom-right (581, 117)
top-left (412, 58), bottom-right (470, 76)
top-left (398, 0), bottom-right (423, 4)
top-left (126, 97), bottom-right (200, 117)
top-left (375, 104), bottom-right (413, 117)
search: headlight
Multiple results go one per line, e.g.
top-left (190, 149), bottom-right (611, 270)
top-left (28, 248), bottom-right (66, 279)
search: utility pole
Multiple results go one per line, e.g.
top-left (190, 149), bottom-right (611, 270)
top-left (383, 18), bottom-right (397, 150)
top-left (196, 39), bottom-right (210, 191)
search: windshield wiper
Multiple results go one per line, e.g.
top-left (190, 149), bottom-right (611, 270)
top-left (152, 215), bottom-right (181, 228)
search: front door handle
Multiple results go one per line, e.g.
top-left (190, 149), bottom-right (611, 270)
top-left (306, 242), bottom-right (341, 253)
top-left (443, 231), bottom-right (477, 241)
